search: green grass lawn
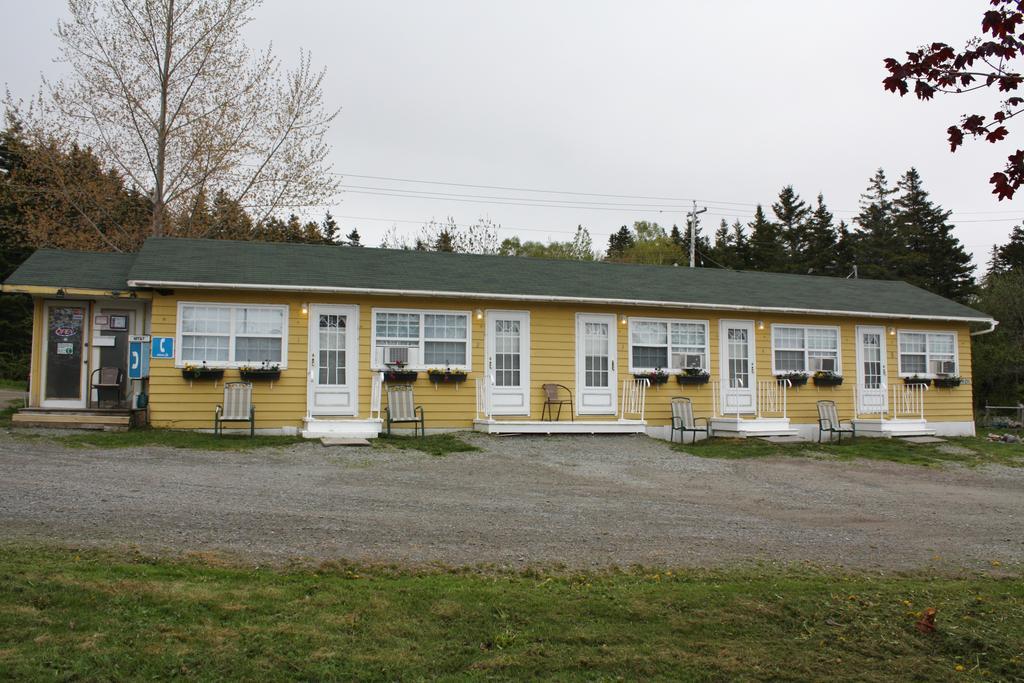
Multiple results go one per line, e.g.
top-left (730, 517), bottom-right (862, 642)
top-left (373, 432), bottom-right (481, 456)
top-left (0, 547), bottom-right (1020, 680)
top-left (0, 399), bottom-right (24, 429)
top-left (676, 434), bottom-right (1024, 468)
top-left (0, 378), bottom-right (27, 392)
top-left (56, 428), bottom-right (307, 452)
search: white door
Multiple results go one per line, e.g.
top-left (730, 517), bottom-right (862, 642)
top-left (576, 313), bottom-right (617, 415)
top-left (485, 310), bottom-right (530, 416)
top-left (308, 305), bottom-right (359, 416)
top-left (41, 301), bottom-right (90, 409)
top-left (856, 326), bottom-right (888, 415)
top-left (719, 319), bottom-right (756, 415)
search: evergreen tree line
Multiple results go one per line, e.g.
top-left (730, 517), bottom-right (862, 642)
top-left (974, 227), bottom-right (1024, 408)
top-left (606, 168), bottom-right (976, 304)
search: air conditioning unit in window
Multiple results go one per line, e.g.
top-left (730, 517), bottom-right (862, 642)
top-left (811, 357), bottom-right (837, 372)
top-left (376, 345), bottom-right (418, 367)
top-left (933, 360), bottom-right (957, 375)
top-left (672, 353), bottom-right (704, 369)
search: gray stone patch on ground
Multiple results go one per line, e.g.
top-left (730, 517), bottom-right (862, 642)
top-left (320, 437), bottom-right (371, 447)
top-left (0, 430), bottom-right (1021, 571)
top-left (900, 436), bottom-right (948, 444)
top-left (759, 435), bottom-right (809, 443)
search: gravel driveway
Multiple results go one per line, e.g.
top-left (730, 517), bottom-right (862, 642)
top-left (0, 431), bottom-right (1021, 571)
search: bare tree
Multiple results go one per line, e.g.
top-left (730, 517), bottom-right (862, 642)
top-left (13, 0), bottom-right (339, 236)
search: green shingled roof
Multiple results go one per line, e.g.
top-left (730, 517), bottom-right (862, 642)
top-left (3, 249), bottom-right (137, 292)
top-left (1, 238), bottom-right (992, 322)
top-left (117, 237), bottom-right (991, 322)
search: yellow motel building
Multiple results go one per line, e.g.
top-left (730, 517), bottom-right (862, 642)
top-left (1, 237), bottom-right (997, 440)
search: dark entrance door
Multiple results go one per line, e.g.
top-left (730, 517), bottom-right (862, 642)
top-left (43, 303), bottom-right (87, 407)
top-left (94, 310), bottom-right (132, 407)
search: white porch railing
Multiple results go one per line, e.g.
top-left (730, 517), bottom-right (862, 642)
top-left (620, 377), bottom-right (649, 421)
top-left (757, 378), bottom-right (790, 418)
top-left (709, 379), bottom-right (790, 419)
top-left (370, 372), bottom-right (383, 419)
top-left (891, 383), bottom-right (928, 420)
top-left (474, 373), bottom-right (494, 420)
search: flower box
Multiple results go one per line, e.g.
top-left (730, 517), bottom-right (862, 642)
top-left (427, 371), bottom-right (467, 384)
top-left (933, 377), bottom-right (962, 389)
top-left (813, 373), bottom-right (844, 387)
top-left (239, 368), bottom-right (281, 381)
top-left (676, 373), bottom-right (710, 385)
top-left (384, 370), bottom-right (419, 383)
top-left (776, 373), bottom-right (808, 387)
top-left (634, 371), bottom-right (670, 385)
top-left (903, 376), bottom-right (932, 386)
top-left (181, 367), bottom-right (224, 381)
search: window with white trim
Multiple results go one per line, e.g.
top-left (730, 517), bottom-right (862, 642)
top-left (898, 331), bottom-right (957, 375)
top-left (373, 309), bottom-right (470, 369)
top-left (178, 303), bottom-right (288, 366)
top-left (771, 325), bottom-right (839, 374)
top-left (629, 319), bottom-right (708, 371)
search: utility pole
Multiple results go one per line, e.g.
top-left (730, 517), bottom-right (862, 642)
top-left (688, 200), bottom-right (707, 268)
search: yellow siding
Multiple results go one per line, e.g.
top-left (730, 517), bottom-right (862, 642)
top-left (144, 289), bottom-right (978, 431)
top-left (28, 297), bottom-right (43, 407)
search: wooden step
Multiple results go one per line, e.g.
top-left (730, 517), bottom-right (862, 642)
top-left (12, 411), bottom-right (131, 430)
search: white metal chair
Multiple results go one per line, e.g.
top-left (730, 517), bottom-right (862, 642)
top-left (385, 384), bottom-right (425, 436)
top-left (670, 397), bottom-right (710, 444)
top-left (215, 382), bottom-right (255, 436)
top-left (817, 400), bottom-right (855, 443)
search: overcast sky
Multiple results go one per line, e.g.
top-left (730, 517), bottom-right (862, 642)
top-left (3, 1), bottom-right (1022, 266)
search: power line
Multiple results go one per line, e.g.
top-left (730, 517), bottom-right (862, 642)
top-left (330, 170), bottom-right (1024, 217)
top-left (339, 183), bottom-right (693, 209)
top-left (339, 188), bottom-right (690, 213)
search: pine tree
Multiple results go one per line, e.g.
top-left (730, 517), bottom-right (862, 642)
top-left (771, 186), bottom-right (811, 271)
top-left (803, 194), bottom-right (840, 275)
top-left (710, 220), bottom-right (734, 266)
top-left (345, 228), bottom-right (362, 247)
top-left (321, 212), bottom-right (339, 243)
top-left (208, 190), bottom-right (253, 241)
top-left (433, 229), bottom-right (455, 252)
top-left (729, 220), bottom-right (752, 268)
top-left (853, 168), bottom-right (900, 280)
top-left (893, 168), bottom-right (975, 301)
top-left (989, 225), bottom-right (1024, 275)
top-left (606, 225), bottom-right (636, 259)
top-left (834, 221), bottom-right (856, 277)
top-left (747, 205), bottom-right (786, 272)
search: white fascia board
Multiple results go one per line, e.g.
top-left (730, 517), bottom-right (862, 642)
top-left (126, 279), bottom-right (997, 325)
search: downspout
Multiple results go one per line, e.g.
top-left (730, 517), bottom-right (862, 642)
top-left (970, 320), bottom-right (999, 336)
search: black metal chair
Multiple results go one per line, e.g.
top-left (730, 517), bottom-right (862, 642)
top-left (90, 367), bottom-right (124, 408)
top-left (541, 383), bottom-right (574, 421)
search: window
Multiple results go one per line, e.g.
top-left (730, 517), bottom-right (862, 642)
top-left (178, 303), bottom-right (288, 367)
top-left (628, 318), bottom-right (708, 371)
top-left (372, 309), bottom-right (471, 369)
top-left (771, 325), bottom-right (839, 374)
top-left (899, 331), bottom-right (957, 376)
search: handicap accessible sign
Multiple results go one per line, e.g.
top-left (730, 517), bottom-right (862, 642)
top-left (151, 336), bottom-right (175, 359)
